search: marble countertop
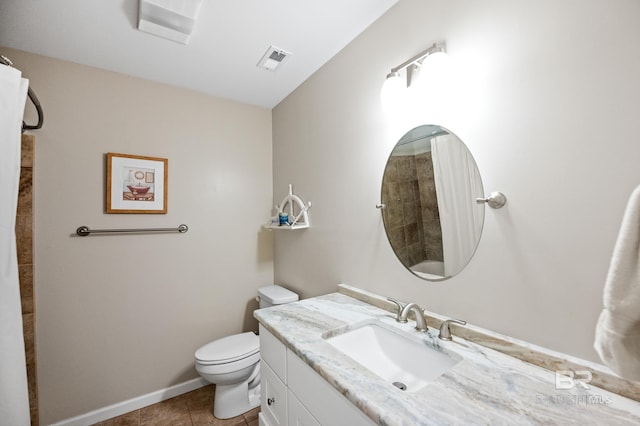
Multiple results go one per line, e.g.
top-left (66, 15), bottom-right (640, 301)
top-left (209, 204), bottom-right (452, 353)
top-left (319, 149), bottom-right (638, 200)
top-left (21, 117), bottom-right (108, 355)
top-left (254, 292), bottom-right (640, 425)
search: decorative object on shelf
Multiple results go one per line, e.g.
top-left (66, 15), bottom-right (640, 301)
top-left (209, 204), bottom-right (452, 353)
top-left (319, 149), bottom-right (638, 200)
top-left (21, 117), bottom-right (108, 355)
top-left (106, 152), bottom-right (168, 214)
top-left (278, 212), bottom-right (289, 226)
top-left (265, 184), bottom-right (311, 230)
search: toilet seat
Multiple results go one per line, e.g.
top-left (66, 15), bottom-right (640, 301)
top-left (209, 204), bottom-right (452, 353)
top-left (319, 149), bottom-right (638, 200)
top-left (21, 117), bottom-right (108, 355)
top-left (195, 332), bottom-right (259, 365)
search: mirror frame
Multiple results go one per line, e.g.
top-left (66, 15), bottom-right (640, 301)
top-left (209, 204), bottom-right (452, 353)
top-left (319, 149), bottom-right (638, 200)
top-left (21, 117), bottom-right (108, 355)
top-left (380, 124), bottom-right (485, 281)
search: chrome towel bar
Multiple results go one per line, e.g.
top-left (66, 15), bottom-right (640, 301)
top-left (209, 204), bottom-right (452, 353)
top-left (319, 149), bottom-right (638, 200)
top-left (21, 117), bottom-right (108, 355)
top-left (76, 224), bottom-right (188, 236)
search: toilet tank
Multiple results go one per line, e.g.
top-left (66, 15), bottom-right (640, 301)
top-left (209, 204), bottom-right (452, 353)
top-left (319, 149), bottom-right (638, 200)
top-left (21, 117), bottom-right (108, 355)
top-left (257, 285), bottom-right (298, 308)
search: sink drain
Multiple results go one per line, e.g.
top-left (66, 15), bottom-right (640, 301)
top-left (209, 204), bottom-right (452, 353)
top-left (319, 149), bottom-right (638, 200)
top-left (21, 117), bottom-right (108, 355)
top-left (392, 381), bottom-right (407, 391)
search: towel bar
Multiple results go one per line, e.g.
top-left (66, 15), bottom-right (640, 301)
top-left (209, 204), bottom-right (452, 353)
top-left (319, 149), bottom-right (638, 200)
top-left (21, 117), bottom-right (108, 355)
top-left (76, 224), bottom-right (188, 236)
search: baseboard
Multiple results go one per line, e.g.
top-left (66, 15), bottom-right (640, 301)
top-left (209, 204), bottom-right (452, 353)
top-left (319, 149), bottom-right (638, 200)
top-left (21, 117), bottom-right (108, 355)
top-left (258, 412), bottom-right (272, 426)
top-left (50, 377), bottom-right (209, 426)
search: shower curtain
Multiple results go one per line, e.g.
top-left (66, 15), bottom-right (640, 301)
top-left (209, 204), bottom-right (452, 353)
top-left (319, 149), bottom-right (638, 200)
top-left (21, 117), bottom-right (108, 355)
top-left (431, 134), bottom-right (483, 277)
top-left (0, 64), bottom-right (31, 425)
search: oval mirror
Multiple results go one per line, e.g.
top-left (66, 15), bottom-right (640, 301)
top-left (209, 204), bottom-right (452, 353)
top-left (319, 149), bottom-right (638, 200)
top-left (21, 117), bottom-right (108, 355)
top-left (380, 125), bottom-right (484, 281)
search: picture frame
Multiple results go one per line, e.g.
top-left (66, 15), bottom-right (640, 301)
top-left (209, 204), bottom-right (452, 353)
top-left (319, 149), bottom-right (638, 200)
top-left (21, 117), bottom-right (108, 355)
top-left (106, 152), bottom-right (168, 214)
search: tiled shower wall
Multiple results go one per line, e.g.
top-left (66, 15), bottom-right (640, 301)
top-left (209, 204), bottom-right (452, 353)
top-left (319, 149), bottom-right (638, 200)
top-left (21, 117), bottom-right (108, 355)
top-left (381, 153), bottom-right (443, 269)
top-left (17, 134), bottom-right (38, 426)
top-left (415, 152), bottom-right (443, 262)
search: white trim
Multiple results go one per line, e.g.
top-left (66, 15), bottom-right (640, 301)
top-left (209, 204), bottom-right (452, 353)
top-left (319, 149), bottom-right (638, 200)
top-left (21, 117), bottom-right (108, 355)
top-left (258, 412), bottom-right (273, 426)
top-left (50, 377), bottom-right (209, 426)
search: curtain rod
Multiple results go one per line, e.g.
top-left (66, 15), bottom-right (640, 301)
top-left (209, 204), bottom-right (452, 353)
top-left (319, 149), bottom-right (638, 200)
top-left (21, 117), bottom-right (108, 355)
top-left (1, 54), bottom-right (44, 132)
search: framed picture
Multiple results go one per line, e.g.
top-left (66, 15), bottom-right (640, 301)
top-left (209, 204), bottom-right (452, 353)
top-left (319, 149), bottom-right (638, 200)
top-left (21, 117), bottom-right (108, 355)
top-left (106, 153), bottom-right (168, 214)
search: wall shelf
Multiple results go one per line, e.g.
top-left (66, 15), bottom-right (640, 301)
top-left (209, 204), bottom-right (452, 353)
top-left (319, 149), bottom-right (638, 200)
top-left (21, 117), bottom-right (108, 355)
top-left (264, 223), bottom-right (310, 231)
top-left (264, 184), bottom-right (311, 231)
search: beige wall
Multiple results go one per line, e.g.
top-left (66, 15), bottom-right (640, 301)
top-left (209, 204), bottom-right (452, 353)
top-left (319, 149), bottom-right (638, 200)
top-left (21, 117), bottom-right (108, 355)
top-left (7, 0), bottom-right (640, 421)
top-left (3, 47), bottom-right (274, 425)
top-left (273, 0), bottom-right (640, 370)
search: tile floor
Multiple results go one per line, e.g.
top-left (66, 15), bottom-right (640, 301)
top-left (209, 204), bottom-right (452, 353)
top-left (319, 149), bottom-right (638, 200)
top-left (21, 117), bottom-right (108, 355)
top-left (92, 385), bottom-right (259, 426)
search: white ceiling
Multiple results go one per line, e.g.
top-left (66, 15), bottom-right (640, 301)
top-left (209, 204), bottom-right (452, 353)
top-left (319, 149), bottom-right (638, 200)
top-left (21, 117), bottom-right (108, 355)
top-left (0, 0), bottom-right (398, 108)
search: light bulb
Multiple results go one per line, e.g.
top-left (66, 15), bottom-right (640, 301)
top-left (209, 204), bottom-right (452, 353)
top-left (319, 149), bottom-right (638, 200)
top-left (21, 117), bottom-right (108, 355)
top-left (380, 71), bottom-right (406, 114)
top-left (409, 51), bottom-right (452, 111)
top-left (422, 51), bottom-right (450, 80)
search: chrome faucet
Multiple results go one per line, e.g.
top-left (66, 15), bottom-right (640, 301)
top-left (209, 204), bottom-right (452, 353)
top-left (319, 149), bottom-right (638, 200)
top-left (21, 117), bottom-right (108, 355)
top-left (387, 298), bottom-right (428, 331)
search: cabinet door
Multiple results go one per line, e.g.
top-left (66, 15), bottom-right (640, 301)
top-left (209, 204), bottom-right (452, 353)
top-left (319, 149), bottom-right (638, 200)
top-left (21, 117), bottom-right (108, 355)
top-left (288, 390), bottom-right (320, 426)
top-left (261, 360), bottom-right (288, 426)
top-left (287, 351), bottom-right (376, 425)
top-left (260, 324), bottom-right (288, 383)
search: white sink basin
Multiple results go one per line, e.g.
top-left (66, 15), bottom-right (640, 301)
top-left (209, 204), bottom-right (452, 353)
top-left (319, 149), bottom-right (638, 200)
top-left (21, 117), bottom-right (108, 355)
top-left (325, 323), bottom-right (461, 392)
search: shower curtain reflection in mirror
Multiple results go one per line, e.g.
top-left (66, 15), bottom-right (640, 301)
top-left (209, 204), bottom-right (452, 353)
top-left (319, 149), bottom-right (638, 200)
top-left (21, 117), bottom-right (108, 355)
top-left (0, 64), bottom-right (31, 425)
top-left (431, 134), bottom-right (484, 277)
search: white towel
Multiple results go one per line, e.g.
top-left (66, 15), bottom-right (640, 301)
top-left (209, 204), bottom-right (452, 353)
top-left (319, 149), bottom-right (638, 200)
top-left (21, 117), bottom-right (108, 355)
top-left (594, 185), bottom-right (640, 380)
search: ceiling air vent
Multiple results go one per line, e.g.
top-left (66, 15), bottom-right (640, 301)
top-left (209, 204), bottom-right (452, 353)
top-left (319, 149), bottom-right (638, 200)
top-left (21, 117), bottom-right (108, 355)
top-left (137, 0), bottom-right (203, 45)
top-left (257, 46), bottom-right (292, 71)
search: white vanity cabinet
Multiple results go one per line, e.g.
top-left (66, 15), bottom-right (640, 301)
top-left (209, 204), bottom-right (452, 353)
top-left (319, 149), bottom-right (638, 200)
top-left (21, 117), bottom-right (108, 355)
top-left (258, 325), bottom-right (375, 426)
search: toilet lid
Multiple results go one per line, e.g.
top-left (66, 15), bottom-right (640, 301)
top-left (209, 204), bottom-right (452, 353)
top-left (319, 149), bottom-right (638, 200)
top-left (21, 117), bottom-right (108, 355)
top-left (195, 332), bottom-right (259, 364)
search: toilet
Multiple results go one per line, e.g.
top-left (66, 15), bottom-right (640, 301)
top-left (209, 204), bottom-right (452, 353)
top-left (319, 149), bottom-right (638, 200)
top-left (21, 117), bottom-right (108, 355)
top-left (194, 285), bottom-right (299, 419)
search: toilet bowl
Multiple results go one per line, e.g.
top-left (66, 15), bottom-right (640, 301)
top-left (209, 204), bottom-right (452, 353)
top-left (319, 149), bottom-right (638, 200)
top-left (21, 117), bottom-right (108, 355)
top-left (195, 332), bottom-right (261, 419)
top-left (194, 285), bottom-right (298, 419)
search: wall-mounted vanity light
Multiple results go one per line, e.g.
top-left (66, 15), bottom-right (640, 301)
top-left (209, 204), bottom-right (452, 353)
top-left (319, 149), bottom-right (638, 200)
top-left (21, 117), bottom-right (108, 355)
top-left (380, 42), bottom-right (448, 112)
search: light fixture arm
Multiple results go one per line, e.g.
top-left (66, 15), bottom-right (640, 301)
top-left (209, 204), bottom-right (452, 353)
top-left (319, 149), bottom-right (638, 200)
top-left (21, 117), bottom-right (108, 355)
top-left (380, 41), bottom-right (448, 112)
top-left (389, 42), bottom-right (446, 74)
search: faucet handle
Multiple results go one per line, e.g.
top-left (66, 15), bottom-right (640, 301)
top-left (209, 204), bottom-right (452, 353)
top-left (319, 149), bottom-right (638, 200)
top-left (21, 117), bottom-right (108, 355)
top-left (438, 319), bottom-right (467, 341)
top-left (386, 298), bottom-right (408, 323)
